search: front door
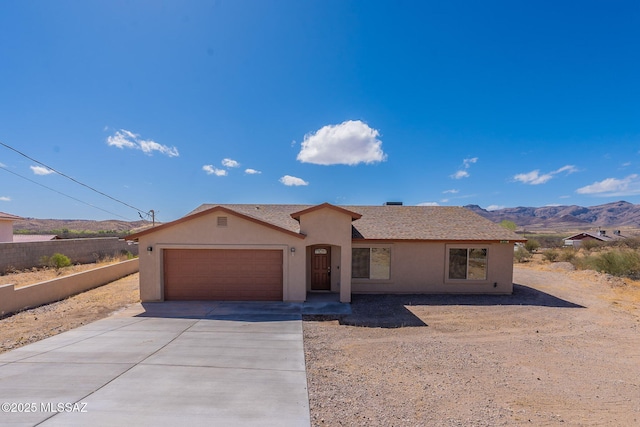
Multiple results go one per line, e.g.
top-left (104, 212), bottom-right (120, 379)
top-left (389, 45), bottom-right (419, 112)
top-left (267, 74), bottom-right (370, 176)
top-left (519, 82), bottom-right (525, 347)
top-left (311, 246), bottom-right (331, 291)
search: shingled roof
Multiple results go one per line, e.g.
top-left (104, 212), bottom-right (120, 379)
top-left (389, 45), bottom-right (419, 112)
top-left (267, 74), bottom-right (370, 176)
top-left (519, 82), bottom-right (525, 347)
top-left (187, 204), bottom-right (524, 242)
top-left (0, 212), bottom-right (22, 221)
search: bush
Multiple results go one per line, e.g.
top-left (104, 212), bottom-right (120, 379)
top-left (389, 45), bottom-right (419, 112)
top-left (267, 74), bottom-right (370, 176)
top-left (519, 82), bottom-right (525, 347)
top-left (524, 239), bottom-right (540, 253)
top-left (41, 253), bottom-right (72, 270)
top-left (581, 239), bottom-right (603, 251)
top-left (514, 246), bottom-right (532, 263)
top-left (558, 248), bottom-right (577, 262)
top-left (542, 249), bottom-right (559, 262)
top-left (570, 249), bottom-right (640, 279)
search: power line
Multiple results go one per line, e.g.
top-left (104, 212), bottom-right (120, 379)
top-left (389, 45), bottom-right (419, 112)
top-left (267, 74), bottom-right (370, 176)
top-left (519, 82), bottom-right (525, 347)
top-left (0, 165), bottom-right (133, 220)
top-left (0, 141), bottom-right (152, 219)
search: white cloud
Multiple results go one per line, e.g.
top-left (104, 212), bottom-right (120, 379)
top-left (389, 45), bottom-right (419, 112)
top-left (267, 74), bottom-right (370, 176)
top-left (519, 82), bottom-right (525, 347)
top-left (576, 174), bottom-right (640, 196)
top-left (30, 165), bottom-right (55, 175)
top-left (245, 168), bottom-right (261, 175)
top-left (297, 120), bottom-right (386, 165)
top-left (139, 140), bottom-right (179, 157)
top-left (279, 175), bottom-right (309, 186)
top-left (443, 189), bottom-right (459, 194)
top-left (202, 165), bottom-right (227, 176)
top-left (451, 157), bottom-right (478, 179)
top-left (418, 202), bottom-right (440, 206)
top-left (486, 205), bottom-right (505, 211)
top-left (463, 157), bottom-right (478, 168)
top-left (514, 165), bottom-right (577, 185)
top-left (222, 158), bottom-right (240, 168)
top-left (555, 165), bottom-right (578, 174)
top-left (513, 170), bottom-right (552, 185)
top-left (0, 196), bottom-right (10, 202)
top-left (107, 129), bottom-right (179, 157)
top-left (451, 170), bottom-right (469, 179)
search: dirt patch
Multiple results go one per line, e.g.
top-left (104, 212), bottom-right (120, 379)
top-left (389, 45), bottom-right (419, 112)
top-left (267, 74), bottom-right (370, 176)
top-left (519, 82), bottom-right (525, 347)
top-left (304, 265), bottom-right (640, 426)
top-left (1, 261), bottom-right (639, 425)
top-left (0, 273), bottom-right (139, 353)
top-left (1, 259), bottom-right (130, 288)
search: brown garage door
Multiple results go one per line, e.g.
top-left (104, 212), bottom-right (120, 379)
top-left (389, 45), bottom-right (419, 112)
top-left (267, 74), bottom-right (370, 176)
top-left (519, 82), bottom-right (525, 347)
top-left (163, 249), bottom-right (283, 301)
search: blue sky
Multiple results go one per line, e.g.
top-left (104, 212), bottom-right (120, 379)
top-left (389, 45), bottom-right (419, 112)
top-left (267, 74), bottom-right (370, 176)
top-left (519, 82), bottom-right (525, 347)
top-left (1, 0), bottom-right (638, 222)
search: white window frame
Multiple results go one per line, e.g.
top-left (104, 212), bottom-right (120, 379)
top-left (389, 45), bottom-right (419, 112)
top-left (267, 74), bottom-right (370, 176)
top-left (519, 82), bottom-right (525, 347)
top-left (351, 245), bottom-right (392, 281)
top-left (445, 244), bottom-right (489, 283)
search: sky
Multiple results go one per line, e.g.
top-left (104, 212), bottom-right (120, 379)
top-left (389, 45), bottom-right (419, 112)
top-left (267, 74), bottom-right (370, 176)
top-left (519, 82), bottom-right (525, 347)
top-left (1, 0), bottom-right (639, 222)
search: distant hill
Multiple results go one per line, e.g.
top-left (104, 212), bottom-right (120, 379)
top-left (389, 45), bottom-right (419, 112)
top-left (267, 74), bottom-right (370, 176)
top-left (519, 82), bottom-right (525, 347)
top-left (464, 201), bottom-right (640, 230)
top-left (13, 218), bottom-right (155, 237)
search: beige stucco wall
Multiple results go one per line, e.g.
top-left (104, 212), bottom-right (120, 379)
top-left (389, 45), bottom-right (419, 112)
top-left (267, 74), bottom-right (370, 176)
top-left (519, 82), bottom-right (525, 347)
top-left (136, 211), bottom-right (307, 302)
top-left (135, 206), bottom-right (517, 302)
top-left (0, 219), bottom-right (13, 243)
top-left (352, 241), bottom-right (514, 294)
top-left (0, 259), bottom-right (139, 317)
top-left (297, 208), bottom-right (354, 302)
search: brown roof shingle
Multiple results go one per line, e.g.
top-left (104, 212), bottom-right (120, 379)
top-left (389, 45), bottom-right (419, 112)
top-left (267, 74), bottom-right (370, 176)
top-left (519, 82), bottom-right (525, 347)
top-left (0, 212), bottom-right (22, 221)
top-left (187, 204), bottom-right (524, 242)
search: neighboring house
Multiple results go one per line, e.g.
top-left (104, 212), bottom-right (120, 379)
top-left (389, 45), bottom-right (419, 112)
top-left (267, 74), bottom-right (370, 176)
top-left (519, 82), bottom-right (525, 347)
top-left (563, 230), bottom-right (627, 248)
top-left (126, 203), bottom-right (525, 303)
top-left (11, 234), bottom-right (60, 243)
top-left (0, 212), bottom-right (22, 243)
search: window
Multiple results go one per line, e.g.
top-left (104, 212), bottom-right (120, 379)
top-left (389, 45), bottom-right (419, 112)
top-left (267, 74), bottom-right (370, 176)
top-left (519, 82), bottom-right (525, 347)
top-left (448, 247), bottom-right (487, 280)
top-left (352, 247), bottom-right (390, 280)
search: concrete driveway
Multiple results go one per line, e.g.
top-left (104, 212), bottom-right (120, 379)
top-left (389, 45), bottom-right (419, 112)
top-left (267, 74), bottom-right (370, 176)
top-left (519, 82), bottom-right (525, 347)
top-left (0, 302), bottom-right (311, 426)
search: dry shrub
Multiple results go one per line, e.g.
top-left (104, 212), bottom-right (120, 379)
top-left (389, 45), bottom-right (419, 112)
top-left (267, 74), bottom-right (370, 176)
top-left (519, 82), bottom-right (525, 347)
top-left (558, 248), bottom-right (577, 262)
top-left (542, 249), bottom-right (559, 262)
top-left (571, 249), bottom-right (640, 279)
top-left (514, 246), bottom-right (532, 263)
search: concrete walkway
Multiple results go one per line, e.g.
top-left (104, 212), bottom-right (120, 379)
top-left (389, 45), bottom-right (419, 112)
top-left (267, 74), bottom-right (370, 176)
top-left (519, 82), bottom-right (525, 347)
top-left (0, 302), bottom-right (316, 426)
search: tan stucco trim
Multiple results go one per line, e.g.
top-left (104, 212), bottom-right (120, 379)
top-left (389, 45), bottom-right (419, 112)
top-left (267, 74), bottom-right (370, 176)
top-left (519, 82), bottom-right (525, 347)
top-left (127, 206), bottom-right (306, 241)
top-left (290, 203), bottom-right (362, 221)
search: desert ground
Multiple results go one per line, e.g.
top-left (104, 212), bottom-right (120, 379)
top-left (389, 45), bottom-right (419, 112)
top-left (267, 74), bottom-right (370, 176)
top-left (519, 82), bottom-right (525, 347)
top-left (1, 262), bottom-right (639, 426)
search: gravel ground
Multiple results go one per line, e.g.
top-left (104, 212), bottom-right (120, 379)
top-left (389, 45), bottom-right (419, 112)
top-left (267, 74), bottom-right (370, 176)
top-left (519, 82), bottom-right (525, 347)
top-left (0, 273), bottom-right (139, 353)
top-left (303, 265), bottom-right (640, 426)
top-left (1, 263), bottom-right (638, 425)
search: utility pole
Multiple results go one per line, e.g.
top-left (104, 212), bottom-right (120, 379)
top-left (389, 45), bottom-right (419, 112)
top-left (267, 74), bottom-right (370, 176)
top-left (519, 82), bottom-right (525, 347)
top-left (149, 209), bottom-right (155, 226)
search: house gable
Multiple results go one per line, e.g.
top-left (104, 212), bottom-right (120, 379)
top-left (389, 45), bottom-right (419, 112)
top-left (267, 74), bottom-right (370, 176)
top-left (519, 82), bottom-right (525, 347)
top-left (127, 205), bottom-right (305, 242)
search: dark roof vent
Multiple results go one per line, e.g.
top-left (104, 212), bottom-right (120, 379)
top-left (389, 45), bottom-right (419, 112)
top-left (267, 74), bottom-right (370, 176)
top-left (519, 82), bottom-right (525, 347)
top-left (384, 202), bottom-right (403, 206)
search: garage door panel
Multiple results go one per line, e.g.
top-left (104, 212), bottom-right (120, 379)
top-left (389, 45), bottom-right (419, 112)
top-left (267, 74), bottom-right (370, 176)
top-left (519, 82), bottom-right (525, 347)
top-left (163, 249), bottom-right (283, 301)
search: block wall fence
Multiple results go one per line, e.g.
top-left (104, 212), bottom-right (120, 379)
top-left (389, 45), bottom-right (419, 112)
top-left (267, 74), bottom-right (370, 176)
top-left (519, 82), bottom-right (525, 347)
top-left (0, 237), bottom-right (139, 273)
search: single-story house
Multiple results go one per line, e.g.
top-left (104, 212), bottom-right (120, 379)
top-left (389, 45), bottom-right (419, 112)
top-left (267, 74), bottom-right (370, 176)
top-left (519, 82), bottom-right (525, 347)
top-left (563, 229), bottom-right (626, 248)
top-left (0, 212), bottom-right (22, 243)
top-left (126, 203), bottom-right (525, 303)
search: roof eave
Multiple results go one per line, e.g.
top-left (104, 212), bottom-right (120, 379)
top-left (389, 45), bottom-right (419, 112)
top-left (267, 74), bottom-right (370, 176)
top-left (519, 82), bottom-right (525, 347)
top-left (126, 205), bottom-right (306, 241)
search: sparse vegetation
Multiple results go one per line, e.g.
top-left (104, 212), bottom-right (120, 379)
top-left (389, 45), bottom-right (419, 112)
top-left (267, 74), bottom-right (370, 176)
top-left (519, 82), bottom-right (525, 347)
top-left (572, 249), bottom-right (640, 279)
top-left (524, 239), bottom-right (540, 253)
top-left (542, 249), bottom-right (559, 262)
top-left (514, 246), bottom-right (532, 263)
top-left (499, 220), bottom-right (517, 231)
top-left (558, 248), bottom-right (577, 262)
top-left (40, 253), bottom-right (72, 271)
top-left (580, 239), bottom-right (603, 251)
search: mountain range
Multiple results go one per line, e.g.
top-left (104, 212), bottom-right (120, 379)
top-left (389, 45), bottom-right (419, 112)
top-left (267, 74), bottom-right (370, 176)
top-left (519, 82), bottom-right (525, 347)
top-left (11, 200), bottom-right (640, 235)
top-left (464, 201), bottom-right (640, 230)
